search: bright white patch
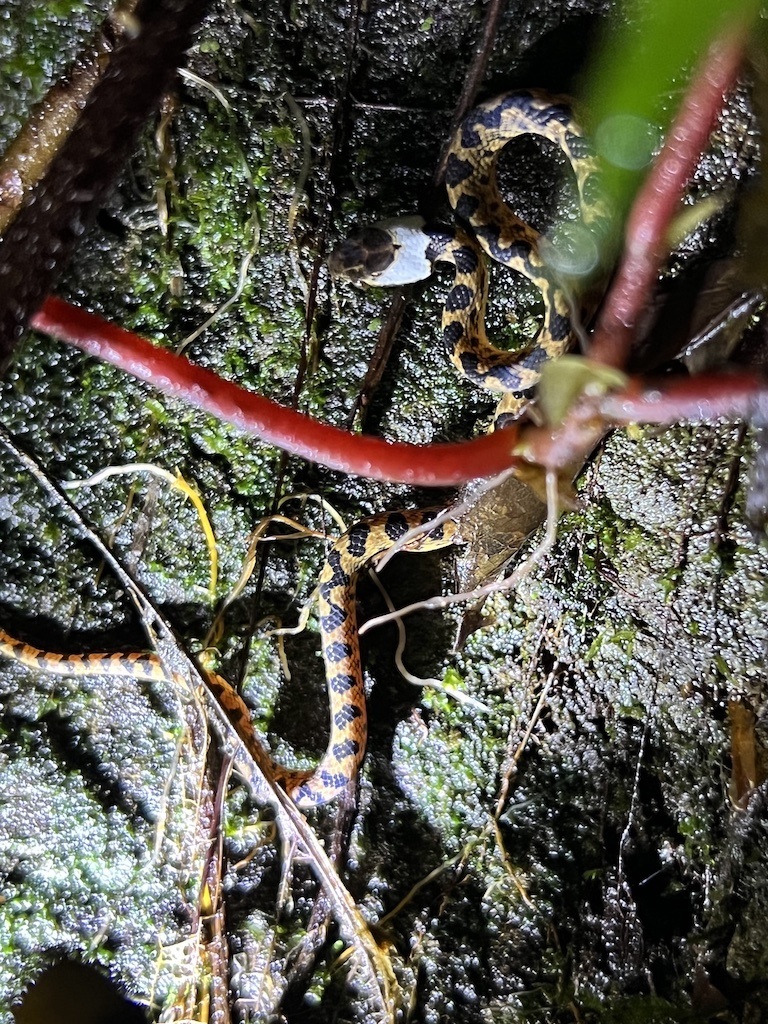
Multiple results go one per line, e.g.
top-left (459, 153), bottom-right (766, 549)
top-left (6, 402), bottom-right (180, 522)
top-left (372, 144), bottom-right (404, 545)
top-left (540, 222), bottom-right (601, 278)
top-left (364, 215), bottom-right (434, 286)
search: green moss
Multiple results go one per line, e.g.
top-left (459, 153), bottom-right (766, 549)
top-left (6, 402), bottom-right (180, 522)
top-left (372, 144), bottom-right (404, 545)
top-left (0, 1), bottom-right (111, 142)
top-left (2, 2), bottom-right (767, 1020)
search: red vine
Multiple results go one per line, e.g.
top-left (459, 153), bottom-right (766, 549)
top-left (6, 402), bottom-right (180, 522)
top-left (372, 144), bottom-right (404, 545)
top-left (590, 28), bottom-right (747, 369)
top-left (32, 296), bottom-right (521, 486)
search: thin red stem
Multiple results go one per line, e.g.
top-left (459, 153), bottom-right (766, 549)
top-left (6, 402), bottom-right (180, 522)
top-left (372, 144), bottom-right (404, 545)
top-left (27, 27), bottom-right (757, 488)
top-left (599, 371), bottom-right (768, 424)
top-left (590, 29), bottom-right (746, 370)
top-left (32, 296), bottom-right (521, 486)
top-left (521, 371), bottom-right (767, 471)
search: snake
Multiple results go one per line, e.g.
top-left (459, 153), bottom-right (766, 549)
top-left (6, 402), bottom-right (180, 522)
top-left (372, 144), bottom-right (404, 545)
top-left (0, 508), bottom-right (454, 809)
top-left (329, 88), bottom-right (608, 424)
top-left (0, 91), bottom-right (605, 807)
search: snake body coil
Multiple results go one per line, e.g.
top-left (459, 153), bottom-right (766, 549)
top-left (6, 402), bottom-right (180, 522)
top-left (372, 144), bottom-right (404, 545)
top-left (1, 92), bottom-right (605, 807)
top-left (0, 509), bottom-right (454, 809)
top-left (330, 88), bottom-right (608, 423)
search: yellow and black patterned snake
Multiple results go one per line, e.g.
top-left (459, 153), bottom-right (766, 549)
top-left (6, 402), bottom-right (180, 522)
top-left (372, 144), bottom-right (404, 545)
top-left (0, 508), bottom-right (450, 808)
top-left (0, 91), bottom-right (606, 808)
top-left (329, 88), bottom-right (608, 424)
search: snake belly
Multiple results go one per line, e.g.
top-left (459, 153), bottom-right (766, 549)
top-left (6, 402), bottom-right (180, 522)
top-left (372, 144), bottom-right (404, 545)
top-left (0, 509), bottom-right (454, 809)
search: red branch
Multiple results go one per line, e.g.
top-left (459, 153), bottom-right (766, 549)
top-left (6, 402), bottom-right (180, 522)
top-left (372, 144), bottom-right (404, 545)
top-left (32, 296), bottom-right (520, 486)
top-left (590, 29), bottom-right (747, 370)
top-left (599, 371), bottom-right (768, 424)
top-left (515, 24), bottom-right (758, 473)
top-left (522, 371), bottom-right (768, 470)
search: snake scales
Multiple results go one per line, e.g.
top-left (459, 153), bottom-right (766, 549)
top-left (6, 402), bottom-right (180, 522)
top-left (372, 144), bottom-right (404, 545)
top-left (0, 91), bottom-right (605, 807)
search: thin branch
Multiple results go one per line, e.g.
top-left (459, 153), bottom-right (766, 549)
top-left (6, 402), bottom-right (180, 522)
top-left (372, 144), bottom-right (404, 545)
top-left (520, 370), bottom-right (768, 471)
top-left (354, 0), bottom-right (507, 422)
top-left (0, 0), bottom-right (212, 366)
top-left (349, 290), bottom-right (411, 430)
top-left (598, 371), bottom-right (768, 424)
top-left (0, 423), bottom-right (400, 1022)
top-left (590, 28), bottom-right (747, 370)
top-left (359, 468), bottom-right (561, 635)
top-left (432, 0), bottom-right (509, 186)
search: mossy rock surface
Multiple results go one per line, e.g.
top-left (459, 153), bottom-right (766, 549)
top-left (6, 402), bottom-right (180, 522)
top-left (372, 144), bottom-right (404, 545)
top-left (0, 2), bottom-right (765, 1022)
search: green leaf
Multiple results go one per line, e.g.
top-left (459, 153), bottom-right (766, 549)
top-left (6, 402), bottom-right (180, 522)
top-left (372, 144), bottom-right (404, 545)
top-left (584, 0), bottom-right (760, 215)
top-left (537, 355), bottom-right (626, 426)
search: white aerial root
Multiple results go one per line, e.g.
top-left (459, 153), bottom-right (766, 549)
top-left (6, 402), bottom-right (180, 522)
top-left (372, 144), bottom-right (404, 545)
top-left (359, 468), bottom-right (561, 637)
top-left (366, 567), bottom-right (491, 714)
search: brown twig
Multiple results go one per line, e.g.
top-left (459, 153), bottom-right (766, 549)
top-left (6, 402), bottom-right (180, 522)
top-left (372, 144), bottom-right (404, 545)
top-left (432, 0), bottom-right (509, 187)
top-left (349, 289), bottom-right (411, 429)
top-left (351, 0), bottom-right (508, 423)
top-left (0, 0), bottom-right (211, 367)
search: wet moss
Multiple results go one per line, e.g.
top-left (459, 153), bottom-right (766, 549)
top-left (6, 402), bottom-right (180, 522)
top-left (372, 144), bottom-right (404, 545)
top-left (1, 0), bottom-right (766, 1021)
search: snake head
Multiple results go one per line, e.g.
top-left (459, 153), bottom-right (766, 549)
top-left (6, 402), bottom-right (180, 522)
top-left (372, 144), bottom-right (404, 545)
top-left (328, 215), bottom-right (434, 287)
